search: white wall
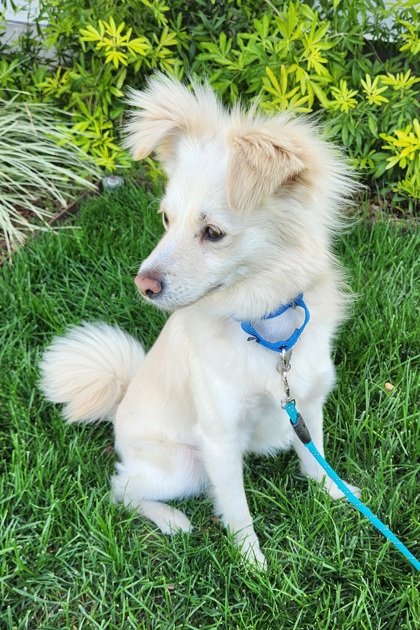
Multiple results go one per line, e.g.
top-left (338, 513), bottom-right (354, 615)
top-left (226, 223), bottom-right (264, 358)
top-left (3, 0), bottom-right (42, 23)
top-left (1, 0), bottom-right (47, 43)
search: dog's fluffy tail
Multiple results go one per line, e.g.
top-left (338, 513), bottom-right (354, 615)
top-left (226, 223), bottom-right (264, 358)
top-left (39, 322), bottom-right (145, 423)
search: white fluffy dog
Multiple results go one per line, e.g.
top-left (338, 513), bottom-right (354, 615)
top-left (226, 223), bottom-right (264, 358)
top-left (40, 74), bottom-right (359, 568)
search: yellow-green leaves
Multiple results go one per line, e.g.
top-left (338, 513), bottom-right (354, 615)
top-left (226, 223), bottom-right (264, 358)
top-left (262, 66), bottom-right (310, 112)
top-left (399, 18), bottom-right (420, 56)
top-left (381, 120), bottom-right (420, 169)
top-left (329, 80), bottom-right (358, 113)
top-left (80, 17), bottom-right (150, 68)
top-left (361, 75), bottom-right (388, 106)
top-left (299, 18), bottom-right (333, 76)
top-left (380, 120), bottom-right (420, 199)
top-left (380, 70), bottom-right (420, 91)
top-left (80, 16), bottom-right (179, 71)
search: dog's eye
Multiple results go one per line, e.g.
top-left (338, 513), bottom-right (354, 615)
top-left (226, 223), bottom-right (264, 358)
top-left (162, 212), bottom-right (169, 229)
top-left (204, 225), bottom-right (224, 242)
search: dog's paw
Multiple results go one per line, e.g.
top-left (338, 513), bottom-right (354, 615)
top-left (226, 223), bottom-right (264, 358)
top-left (243, 545), bottom-right (267, 571)
top-left (159, 507), bottom-right (194, 535)
top-left (325, 480), bottom-right (361, 501)
top-left (139, 500), bottom-right (193, 535)
top-left (234, 529), bottom-right (267, 570)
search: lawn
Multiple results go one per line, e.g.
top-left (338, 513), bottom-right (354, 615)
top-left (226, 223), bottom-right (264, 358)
top-left (1, 181), bottom-right (419, 629)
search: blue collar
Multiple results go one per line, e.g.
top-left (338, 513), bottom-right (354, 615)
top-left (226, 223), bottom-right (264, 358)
top-left (239, 294), bottom-right (310, 353)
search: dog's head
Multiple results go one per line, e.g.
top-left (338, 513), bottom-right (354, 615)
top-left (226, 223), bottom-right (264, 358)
top-left (124, 73), bottom-right (356, 319)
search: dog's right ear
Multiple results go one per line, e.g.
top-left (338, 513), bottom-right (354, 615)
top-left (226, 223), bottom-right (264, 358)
top-left (227, 128), bottom-right (304, 213)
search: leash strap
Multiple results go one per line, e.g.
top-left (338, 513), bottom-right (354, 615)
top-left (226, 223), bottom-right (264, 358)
top-left (240, 294), bottom-right (310, 353)
top-left (283, 401), bottom-right (420, 571)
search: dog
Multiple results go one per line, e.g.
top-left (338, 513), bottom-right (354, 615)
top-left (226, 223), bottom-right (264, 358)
top-left (40, 73), bottom-right (360, 568)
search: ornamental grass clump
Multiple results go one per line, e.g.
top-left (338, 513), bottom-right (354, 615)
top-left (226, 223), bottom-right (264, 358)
top-left (0, 98), bottom-right (101, 254)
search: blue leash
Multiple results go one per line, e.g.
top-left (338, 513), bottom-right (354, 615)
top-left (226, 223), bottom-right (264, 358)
top-left (240, 295), bottom-right (420, 571)
top-left (283, 400), bottom-right (420, 571)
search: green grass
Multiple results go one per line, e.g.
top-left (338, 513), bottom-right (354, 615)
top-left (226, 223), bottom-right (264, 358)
top-left (1, 182), bottom-right (419, 629)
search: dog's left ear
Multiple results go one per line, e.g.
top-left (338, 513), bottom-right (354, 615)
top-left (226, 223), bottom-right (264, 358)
top-left (227, 129), bottom-right (304, 213)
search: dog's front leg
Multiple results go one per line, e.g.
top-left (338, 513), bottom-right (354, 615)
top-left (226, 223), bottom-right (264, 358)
top-left (195, 425), bottom-right (266, 568)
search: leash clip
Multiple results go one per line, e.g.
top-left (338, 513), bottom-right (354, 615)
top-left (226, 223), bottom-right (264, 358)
top-left (277, 347), bottom-right (294, 403)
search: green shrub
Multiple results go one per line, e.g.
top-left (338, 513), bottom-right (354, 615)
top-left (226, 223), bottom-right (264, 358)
top-left (190, 1), bottom-right (420, 209)
top-left (1, 0), bottom-right (419, 211)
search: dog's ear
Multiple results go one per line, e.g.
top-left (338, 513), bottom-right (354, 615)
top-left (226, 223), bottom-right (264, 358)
top-left (227, 129), bottom-right (304, 212)
top-left (123, 73), bottom-right (221, 173)
top-left (123, 74), bottom-right (194, 169)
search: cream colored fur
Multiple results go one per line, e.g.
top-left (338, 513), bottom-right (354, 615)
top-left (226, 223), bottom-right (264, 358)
top-left (40, 74), bottom-right (360, 569)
